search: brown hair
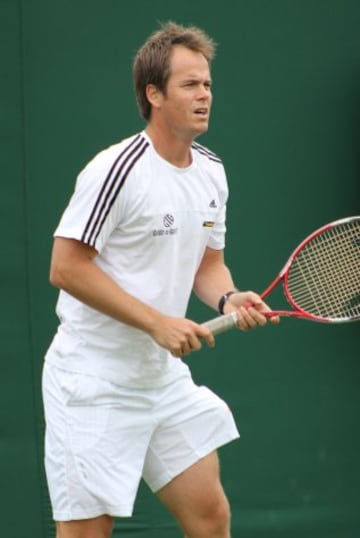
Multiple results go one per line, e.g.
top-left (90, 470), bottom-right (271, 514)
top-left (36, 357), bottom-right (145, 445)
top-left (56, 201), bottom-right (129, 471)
top-left (133, 21), bottom-right (216, 120)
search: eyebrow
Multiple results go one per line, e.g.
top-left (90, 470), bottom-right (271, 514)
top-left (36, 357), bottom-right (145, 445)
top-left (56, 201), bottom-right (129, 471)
top-left (181, 77), bottom-right (212, 84)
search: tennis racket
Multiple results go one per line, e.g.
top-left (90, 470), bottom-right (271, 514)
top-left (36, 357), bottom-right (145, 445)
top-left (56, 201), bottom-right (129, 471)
top-left (202, 216), bottom-right (360, 336)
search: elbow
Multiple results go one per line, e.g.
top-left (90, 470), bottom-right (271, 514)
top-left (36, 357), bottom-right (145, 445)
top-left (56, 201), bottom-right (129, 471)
top-left (49, 263), bottom-right (67, 289)
top-left (49, 237), bottom-right (95, 290)
top-left (49, 266), bottom-right (61, 289)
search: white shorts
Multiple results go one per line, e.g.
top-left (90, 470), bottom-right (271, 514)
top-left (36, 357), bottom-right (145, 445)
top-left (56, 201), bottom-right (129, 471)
top-left (42, 362), bottom-right (239, 521)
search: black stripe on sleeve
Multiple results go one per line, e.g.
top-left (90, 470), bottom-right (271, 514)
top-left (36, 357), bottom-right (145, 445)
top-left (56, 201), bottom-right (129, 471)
top-left (81, 134), bottom-right (149, 247)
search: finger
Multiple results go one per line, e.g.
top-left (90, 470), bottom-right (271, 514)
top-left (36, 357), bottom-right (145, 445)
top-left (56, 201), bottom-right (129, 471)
top-left (247, 306), bottom-right (268, 326)
top-left (172, 336), bottom-right (200, 357)
top-left (197, 326), bottom-right (215, 348)
top-left (267, 313), bottom-right (281, 324)
top-left (187, 333), bottom-right (202, 352)
top-left (204, 333), bottom-right (215, 348)
top-left (253, 300), bottom-right (280, 324)
top-left (236, 307), bottom-right (254, 331)
top-left (242, 307), bottom-right (262, 328)
top-left (237, 306), bottom-right (265, 330)
top-left (251, 299), bottom-right (272, 314)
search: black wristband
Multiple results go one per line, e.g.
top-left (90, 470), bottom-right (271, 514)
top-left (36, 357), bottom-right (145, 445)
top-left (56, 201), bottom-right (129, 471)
top-left (218, 291), bottom-right (236, 315)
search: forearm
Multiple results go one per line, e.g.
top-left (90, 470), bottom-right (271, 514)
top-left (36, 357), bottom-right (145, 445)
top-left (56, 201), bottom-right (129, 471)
top-left (50, 239), bottom-right (162, 334)
top-left (50, 237), bottom-right (215, 355)
top-left (193, 248), bottom-right (237, 311)
top-left (193, 248), bottom-right (280, 331)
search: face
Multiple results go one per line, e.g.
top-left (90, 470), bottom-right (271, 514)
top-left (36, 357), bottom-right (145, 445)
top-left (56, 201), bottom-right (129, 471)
top-left (148, 45), bottom-right (213, 140)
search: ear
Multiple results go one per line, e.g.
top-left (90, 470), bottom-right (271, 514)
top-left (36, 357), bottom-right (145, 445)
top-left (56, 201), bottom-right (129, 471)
top-left (146, 84), bottom-right (163, 110)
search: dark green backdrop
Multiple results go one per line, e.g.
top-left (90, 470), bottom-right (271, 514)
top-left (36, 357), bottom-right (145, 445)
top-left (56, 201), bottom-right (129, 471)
top-left (1, 1), bottom-right (359, 536)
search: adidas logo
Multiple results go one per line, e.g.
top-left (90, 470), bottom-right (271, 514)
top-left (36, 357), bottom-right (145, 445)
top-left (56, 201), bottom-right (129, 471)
top-left (209, 199), bottom-right (217, 208)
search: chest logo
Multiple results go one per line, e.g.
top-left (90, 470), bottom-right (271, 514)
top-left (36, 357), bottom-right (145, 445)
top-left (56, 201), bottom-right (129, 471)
top-left (163, 214), bottom-right (175, 227)
top-left (153, 214), bottom-right (178, 237)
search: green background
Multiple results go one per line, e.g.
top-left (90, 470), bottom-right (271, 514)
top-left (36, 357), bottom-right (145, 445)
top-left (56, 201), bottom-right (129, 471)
top-left (1, 0), bottom-right (359, 536)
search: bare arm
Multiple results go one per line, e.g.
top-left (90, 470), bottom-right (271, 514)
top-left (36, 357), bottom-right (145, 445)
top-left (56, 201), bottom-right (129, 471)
top-left (193, 247), bottom-right (235, 310)
top-left (50, 237), bottom-right (159, 331)
top-left (50, 237), bottom-right (214, 356)
top-left (193, 247), bottom-right (279, 330)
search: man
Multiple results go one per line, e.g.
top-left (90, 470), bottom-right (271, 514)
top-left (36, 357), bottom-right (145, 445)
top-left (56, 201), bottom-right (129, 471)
top-left (43, 22), bottom-right (278, 538)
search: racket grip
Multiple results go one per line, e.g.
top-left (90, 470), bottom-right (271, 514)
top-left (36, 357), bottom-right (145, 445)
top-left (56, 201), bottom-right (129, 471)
top-left (202, 311), bottom-right (238, 336)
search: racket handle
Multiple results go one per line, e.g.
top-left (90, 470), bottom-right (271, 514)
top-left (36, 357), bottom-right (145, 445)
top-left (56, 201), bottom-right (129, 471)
top-left (202, 311), bottom-right (238, 336)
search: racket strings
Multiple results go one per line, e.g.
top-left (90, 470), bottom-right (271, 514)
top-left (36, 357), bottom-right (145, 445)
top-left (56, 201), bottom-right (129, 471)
top-left (287, 220), bottom-right (360, 320)
top-left (296, 226), bottom-right (359, 317)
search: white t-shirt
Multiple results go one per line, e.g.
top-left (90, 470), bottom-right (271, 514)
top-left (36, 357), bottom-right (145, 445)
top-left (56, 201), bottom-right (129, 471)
top-left (45, 131), bottom-right (229, 387)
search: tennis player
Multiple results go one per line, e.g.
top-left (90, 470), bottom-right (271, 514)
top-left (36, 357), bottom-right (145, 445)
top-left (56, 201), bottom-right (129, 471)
top-left (43, 22), bottom-right (278, 538)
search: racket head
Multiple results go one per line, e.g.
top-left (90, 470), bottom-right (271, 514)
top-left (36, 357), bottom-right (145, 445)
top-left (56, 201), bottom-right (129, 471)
top-left (281, 216), bottom-right (360, 322)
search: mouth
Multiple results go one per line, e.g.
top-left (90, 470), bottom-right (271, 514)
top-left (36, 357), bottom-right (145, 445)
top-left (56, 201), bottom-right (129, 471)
top-left (193, 107), bottom-right (209, 117)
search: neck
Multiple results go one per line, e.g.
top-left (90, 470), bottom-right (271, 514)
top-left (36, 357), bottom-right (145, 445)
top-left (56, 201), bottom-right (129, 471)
top-left (145, 123), bottom-right (193, 168)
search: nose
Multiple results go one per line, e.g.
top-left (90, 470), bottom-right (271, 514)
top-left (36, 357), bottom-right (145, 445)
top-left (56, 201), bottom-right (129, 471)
top-left (197, 84), bottom-right (211, 100)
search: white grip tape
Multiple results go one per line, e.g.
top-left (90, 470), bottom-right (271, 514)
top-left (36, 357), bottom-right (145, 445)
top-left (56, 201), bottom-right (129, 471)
top-left (202, 311), bottom-right (238, 336)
